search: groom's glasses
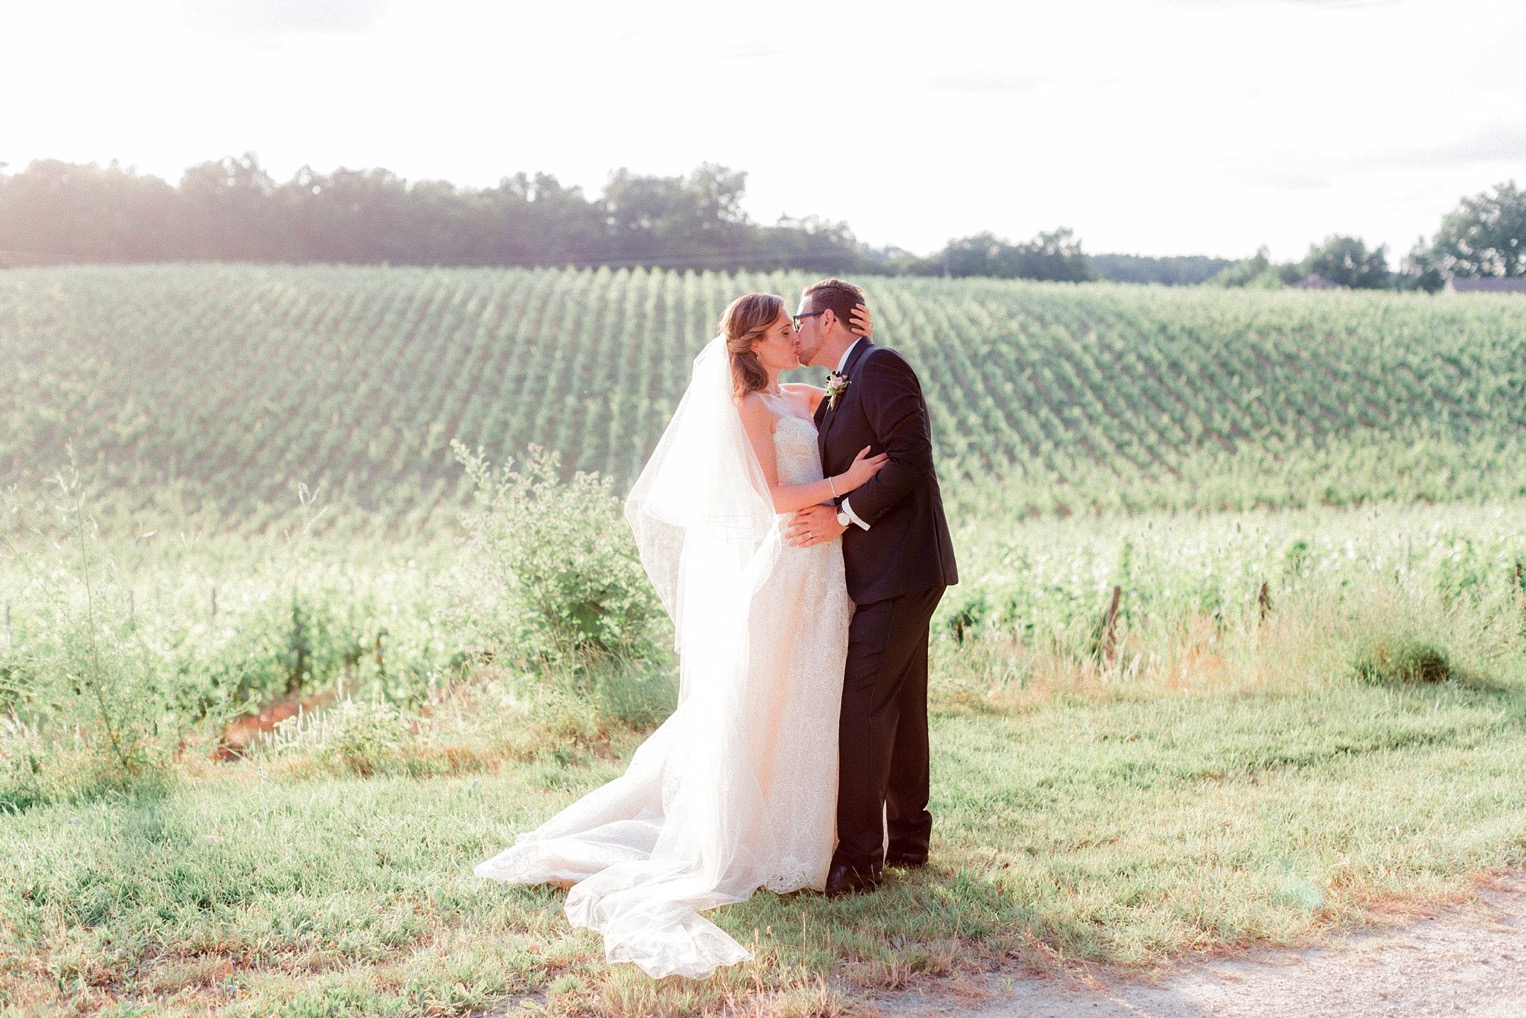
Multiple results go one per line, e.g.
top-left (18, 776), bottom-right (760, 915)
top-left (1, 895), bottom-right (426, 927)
top-left (792, 311), bottom-right (826, 331)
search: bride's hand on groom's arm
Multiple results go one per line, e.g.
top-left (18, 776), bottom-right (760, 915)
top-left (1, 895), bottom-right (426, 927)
top-left (785, 505), bottom-right (846, 548)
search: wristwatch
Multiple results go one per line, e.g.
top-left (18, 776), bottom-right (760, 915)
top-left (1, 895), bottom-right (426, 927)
top-left (836, 509), bottom-right (851, 528)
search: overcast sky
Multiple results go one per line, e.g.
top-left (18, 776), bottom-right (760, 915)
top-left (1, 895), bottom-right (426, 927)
top-left (3, 0), bottom-right (1522, 261)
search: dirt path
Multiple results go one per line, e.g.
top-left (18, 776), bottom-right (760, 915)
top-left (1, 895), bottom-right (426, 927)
top-left (872, 874), bottom-right (1526, 1018)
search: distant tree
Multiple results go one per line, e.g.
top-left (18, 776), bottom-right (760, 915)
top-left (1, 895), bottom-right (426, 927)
top-left (1204, 246), bottom-right (1294, 288)
top-left (181, 153), bottom-right (287, 260)
top-left (1090, 253), bottom-right (1234, 286)
top-left (1424, 180), bottom-right (1525, 279)
top-left (1399, 236), bottom-right (1446, 293)
top-left (602, 164), bottom-right (750, 263)
top-left (1007, 228), bottom-right (1095, 282)
top-left (1300, 234), bottom-right (1389, 289)
top-left (480, 172), bottom-right (608, 264)
top-left (928, 231), bottom-right (1007, 277)
top-left (755, 215), bottom-right (866, 272)
top-left (913, 227), bottom-right (1094, 281)
top-left (0, 159), bottom-right (181, 261)
top-left (0, 154), bottom-right (1106, 275)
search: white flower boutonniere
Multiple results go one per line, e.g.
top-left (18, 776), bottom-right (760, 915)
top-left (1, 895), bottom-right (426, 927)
top-left (825, 371), bottom-right (850, 410)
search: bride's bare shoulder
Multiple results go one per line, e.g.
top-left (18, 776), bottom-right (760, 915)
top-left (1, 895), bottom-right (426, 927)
top-left (736, 391), bottom-right (778, 432)
top-left (781, 382), bottom-right (825, 412)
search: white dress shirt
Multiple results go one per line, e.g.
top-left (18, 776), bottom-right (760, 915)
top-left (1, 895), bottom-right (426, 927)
top-left (833, 338), bottom-right (871, 531)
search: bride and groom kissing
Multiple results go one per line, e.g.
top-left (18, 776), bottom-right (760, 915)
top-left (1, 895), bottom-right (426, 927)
top-left (476, 278), bottom-right (959, 979)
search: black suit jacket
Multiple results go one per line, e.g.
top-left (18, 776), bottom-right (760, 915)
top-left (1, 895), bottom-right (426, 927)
top-left (816, 340), bottom-right (959, 605)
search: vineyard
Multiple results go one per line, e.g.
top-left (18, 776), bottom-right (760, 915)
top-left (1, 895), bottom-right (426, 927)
top-left (5, 265), bottom-right (1526, 1018)
top-left (3, 264), bottom-right (1526, 531)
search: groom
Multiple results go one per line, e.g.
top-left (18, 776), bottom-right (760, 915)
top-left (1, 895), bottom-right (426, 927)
top-left (787, 278), bottom-right (959, 897)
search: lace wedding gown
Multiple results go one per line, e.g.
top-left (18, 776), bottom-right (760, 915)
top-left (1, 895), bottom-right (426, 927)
top-left (476, 391), bottom-right (851, 980)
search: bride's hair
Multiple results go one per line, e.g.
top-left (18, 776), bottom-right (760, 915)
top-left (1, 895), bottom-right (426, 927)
top-left (721, 292), bottom-right (784, 398)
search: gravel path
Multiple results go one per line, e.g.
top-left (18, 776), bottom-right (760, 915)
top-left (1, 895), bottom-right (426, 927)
top-left (872, 874), bottom-right (1526, 1018)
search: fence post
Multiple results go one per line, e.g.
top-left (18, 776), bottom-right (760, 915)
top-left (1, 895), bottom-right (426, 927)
top-left (1102, 585), bottom-right (1122, 664)
top-left (210, 586), bottom-right (218, 617)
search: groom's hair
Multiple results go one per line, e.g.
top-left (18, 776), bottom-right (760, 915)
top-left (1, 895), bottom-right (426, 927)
top-left (802, 278), bottom-right (865, 329)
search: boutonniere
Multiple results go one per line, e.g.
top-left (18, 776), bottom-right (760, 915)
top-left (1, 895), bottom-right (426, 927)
top-left (825, 370), bottom-right (850, 410)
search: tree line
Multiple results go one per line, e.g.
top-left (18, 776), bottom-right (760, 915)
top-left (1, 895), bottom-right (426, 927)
top-left (0, 156), bottom-right (872, 272)
top-left (0, 154), bottom-right (1201, 283)
top-left (0, 155), bottom-right (1519, 289)
top-left (1207, 180), bottom-right (1524, 292)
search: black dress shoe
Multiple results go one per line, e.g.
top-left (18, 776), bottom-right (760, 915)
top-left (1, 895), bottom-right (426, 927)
top-left (824, 862), bottom-right (883, 898)
top-left (884, 851), bottom-right (927, 869)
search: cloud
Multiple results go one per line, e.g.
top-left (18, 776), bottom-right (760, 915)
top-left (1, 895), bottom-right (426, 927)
top-left (1163, 0), bottom-right (1398, 9)
top-left (1232, 166), bottom-right (1333, 191)
top-left (924, 71), bottom-right (1049, 95)
top-left (1219, 121), bottom-right (1526, 192)
top-left (1355, 121), bottom-right (1526, 172)
top-left (179, 0), bottom-right (391, 40)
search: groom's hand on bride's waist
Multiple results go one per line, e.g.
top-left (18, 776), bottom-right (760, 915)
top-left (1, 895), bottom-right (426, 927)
top-left (786, 505), bottom-right (847, 547)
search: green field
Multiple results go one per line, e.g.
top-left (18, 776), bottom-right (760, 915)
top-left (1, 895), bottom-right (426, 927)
top-left (4, 264), bottom-right (1525, 530)
top-left (3, 266), bottom-right (1525, 1016)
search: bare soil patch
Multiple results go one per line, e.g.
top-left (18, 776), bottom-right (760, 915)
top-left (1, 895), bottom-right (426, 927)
top-left (872, 873), bottom-right (1526, 1018)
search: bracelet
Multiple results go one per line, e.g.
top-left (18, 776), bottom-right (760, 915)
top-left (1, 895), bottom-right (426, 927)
top-left (828, 476), bottom-right (839, 498)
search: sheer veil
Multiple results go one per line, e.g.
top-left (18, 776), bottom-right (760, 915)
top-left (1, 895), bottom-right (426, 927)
top-left (625, 335), bottom-right (778, 681)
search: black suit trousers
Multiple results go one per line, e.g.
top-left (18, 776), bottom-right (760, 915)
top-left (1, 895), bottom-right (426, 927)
top-left (832, 584), bottom-right (946, 870)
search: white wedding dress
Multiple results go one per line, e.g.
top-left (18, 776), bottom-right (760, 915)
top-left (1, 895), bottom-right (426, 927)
top-left (476, 341), bottom-right (851, 980)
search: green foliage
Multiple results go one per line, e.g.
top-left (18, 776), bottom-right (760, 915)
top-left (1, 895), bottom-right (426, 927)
top-left (603, 163), bottom-right (751, 260)
top-left (1425, 179), bottom-right (1526, 279)
top-left (4, 651), bottom-right (1526, 1015)
top-left (939, 500), bottom-right (1526, 678)
top-left (6, 265), bottom-right (1526, 533)
top-left (193, 591), bottom-right (362, 712)
top-left (1402, 236), bottom-right (1448, 293)
top-left (1300, 234), bottom-right (1390, 289)
top-left (0, 155), bottom-right (868, 272)
top-left (264, 696), bottom-right (418, 777)
top-left (909, 227), bottom-right (1095, 281)
top-left (454, 442), bottom-right (663, 672)
top-left (1089, 252), bottom-right (1235, 286)
top-left (1205, 246), bottom-right (1297, 288)
top-left (1353, 641), bottom-right (1452, 686)
top-left (1, 471), bottom-right (181, 790)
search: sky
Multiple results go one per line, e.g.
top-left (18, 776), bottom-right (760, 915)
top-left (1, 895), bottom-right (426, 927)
top-left (2, 0), bottom-right (1523, 261)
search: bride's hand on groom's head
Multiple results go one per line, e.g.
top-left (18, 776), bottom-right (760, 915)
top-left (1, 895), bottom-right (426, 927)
top-left (849, 303), bottom-right (872, 339)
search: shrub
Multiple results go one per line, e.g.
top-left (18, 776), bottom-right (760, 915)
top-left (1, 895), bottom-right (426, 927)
top-left (263, 696), bottom-right (417, 777)
top-left (1, 471), bottom-right (182, 794)
top-left (453, 442), bottom-right (663, 673)
top-left (1353, 640), bottom-right (1453, 686)
top-left (195, 592), bottom-right (363, 713)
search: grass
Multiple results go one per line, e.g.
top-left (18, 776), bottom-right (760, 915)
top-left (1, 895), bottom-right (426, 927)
top-left (3, 496), bottom-right (1523, 1015)
top-left (3, 665), bottom-right (1525, 1017)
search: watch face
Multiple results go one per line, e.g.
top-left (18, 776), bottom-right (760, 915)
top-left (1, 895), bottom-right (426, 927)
top-left (836, 511), bottom-right (851, 527)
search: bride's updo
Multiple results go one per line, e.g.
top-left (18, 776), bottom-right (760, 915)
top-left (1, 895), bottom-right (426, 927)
top-left (721, 292), bottom-right (784, 398)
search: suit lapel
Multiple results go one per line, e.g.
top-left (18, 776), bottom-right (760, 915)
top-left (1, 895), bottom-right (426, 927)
top-left (843, 338), bottom-right (874, 379)
top-left (817, 340), bottom-right (874, 463)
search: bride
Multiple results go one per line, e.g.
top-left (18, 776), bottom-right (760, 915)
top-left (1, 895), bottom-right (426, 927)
top-left (475, 293), bottom-right (881, 979)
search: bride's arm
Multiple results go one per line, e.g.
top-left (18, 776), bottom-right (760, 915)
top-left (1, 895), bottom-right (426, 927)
top-left (737, 394), bottom-right (886, 514)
